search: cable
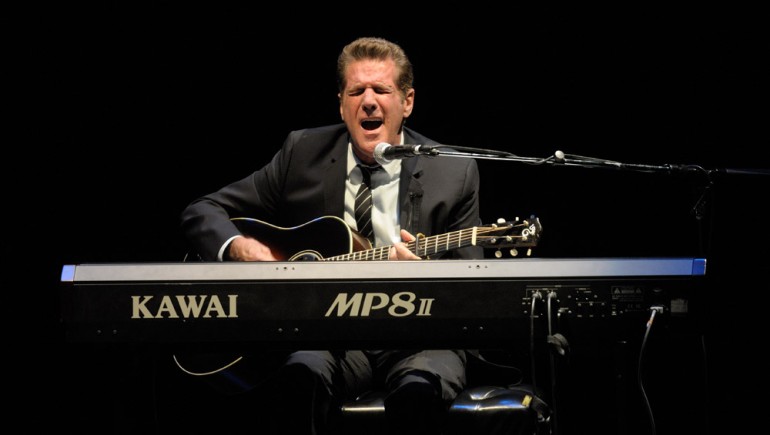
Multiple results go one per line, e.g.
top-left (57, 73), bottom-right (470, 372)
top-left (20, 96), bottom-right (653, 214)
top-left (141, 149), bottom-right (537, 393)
top-left (547, 291), bottom-right (559, 435)
top-left (639, 307), bottom-right (663, 435)
top-left (530, 291), bottom-right (542, 394)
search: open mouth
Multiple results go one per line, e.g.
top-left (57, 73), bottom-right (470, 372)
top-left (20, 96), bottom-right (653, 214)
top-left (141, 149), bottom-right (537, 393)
top-left (361, 119), bottom-right (383, 131)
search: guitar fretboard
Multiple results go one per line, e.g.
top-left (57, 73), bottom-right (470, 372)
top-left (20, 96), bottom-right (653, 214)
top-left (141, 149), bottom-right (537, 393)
top-left (324, 227), bottom-right (479, 261)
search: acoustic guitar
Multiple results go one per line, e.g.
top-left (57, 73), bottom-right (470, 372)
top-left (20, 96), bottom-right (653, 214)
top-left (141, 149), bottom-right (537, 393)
top-left (173, 215), bottom-right (542, 393)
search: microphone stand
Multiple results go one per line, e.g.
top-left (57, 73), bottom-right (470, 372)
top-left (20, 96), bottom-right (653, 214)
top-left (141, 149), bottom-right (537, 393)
top-left (430, 145), bottom-right (770, 177)
top-left (428, 144), bottom-right (770, 255)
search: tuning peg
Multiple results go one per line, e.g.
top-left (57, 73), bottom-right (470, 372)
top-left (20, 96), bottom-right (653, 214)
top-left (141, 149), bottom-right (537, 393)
top-left (499, 217), bottom-right (521, 224)
top-left (510, 248), bottom-right (518, 257)
top-left (495, 249), bottom-right (503, 258)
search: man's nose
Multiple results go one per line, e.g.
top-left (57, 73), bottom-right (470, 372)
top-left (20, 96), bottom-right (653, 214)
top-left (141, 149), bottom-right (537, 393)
top-left (362, 90), bottom-right (377, 114)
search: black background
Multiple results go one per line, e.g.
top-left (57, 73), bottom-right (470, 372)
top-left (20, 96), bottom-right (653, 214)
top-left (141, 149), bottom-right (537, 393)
top-left (15, 3), bottom-right (768, 434)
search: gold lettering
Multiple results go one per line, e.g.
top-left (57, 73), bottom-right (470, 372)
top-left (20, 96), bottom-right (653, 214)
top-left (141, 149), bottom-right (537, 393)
top-left (156, 295), bottom-right (180, 318)
top-left (131, 296), bottom-right (154, 318)
top-left (203, 295), bottom-right (227, 318)
top-left (389, 292), bottom-right (416, 317)
top-left (325, 293), bottom-right (363, 317)
top-left (362, 293), bottom-right (389, 316)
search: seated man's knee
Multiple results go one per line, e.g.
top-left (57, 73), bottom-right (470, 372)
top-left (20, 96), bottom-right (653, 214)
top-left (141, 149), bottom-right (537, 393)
top-left (384, 374), bottom-right (446, 435)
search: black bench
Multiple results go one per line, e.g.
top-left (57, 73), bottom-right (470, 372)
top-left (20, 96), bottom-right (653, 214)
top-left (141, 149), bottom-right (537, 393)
top-left (339, 384), bottom-right (551, 435)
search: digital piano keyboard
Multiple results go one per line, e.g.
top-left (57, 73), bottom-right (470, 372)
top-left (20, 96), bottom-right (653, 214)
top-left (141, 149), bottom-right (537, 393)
top-left (59, 258), bottom-right (706, 348)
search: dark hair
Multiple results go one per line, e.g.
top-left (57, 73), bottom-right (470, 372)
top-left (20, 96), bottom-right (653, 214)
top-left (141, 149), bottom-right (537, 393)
top-left (337, 37), bottom-right (414, 98)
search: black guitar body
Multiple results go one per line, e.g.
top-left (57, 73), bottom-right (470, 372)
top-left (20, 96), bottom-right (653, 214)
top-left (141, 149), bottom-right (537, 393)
top-left (231, 216), bottom-right (371, 261)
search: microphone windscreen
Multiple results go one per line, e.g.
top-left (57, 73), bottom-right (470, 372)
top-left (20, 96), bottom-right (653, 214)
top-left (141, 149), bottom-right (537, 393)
top-left (373, 142), bottom-right (392, 165)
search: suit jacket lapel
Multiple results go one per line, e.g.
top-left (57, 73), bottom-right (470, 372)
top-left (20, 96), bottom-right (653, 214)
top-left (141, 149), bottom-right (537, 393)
top-left (323, 134), bottom-right (350, 216)
top-left (399, 130), bottom-right (425, 233)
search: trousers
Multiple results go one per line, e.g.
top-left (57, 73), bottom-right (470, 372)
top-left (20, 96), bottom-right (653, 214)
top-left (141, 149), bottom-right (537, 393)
top-left (258, 349), bottom-right (467, 435)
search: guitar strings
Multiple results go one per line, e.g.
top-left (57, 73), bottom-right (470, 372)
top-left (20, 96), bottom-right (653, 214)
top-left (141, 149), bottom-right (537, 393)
top-left (323, 222), bottom-right (530, 261)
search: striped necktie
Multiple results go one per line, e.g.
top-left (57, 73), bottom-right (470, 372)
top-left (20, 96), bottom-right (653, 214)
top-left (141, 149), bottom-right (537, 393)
top-left (355, 164), bottom-right (379, 243)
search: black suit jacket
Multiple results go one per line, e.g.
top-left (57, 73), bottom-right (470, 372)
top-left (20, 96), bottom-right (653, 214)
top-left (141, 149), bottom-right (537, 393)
top-left (181, 124), bottom-right (483, 261)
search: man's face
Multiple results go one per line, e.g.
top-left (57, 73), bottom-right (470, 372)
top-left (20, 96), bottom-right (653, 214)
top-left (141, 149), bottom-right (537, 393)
top-left (339, 58), bottom-right (414, 165)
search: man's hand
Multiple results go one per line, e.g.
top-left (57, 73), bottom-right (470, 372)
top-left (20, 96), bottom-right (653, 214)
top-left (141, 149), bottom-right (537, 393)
top-left (227, 236), bottom-right (278, 261)
top-left (388, 229), bottom-right (421, 260)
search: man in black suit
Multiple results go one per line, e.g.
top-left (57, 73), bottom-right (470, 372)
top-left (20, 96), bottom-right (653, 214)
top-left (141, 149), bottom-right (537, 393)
top-left (181, 36), bottom-right (482, 435)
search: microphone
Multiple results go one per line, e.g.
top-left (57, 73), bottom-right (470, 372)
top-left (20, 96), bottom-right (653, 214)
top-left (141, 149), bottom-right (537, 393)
top-left (373, 143), bottom-right (438, 165)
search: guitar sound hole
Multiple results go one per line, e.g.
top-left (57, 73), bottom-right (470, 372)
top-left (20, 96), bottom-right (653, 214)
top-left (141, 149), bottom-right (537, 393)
top-left (291, 252), bottom-right (323, 261)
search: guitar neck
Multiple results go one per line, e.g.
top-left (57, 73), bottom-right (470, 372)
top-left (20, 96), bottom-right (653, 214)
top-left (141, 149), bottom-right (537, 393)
top-left (325, 227), bottom-right (477, 261)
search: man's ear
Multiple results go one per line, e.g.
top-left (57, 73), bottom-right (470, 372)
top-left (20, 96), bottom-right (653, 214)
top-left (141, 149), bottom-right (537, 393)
top-left (338, 93), bottom-right (344, 120)
top-left (403, 88), bottom-right (415, 118)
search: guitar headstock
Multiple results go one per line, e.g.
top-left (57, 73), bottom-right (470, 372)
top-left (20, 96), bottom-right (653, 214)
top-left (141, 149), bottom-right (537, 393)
top-left (477, 215), bottom-right (542, 258)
